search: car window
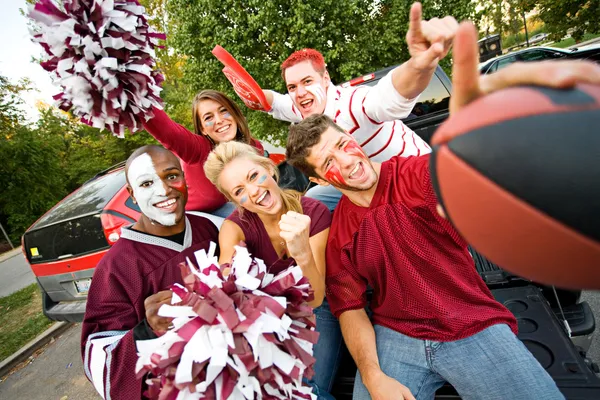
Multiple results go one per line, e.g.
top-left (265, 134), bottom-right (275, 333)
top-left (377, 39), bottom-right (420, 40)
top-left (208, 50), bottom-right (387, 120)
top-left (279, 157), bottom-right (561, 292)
top-left (24, 214), bottom-right (108, 264)
top-left (518, 50), bottom-right (561, 61)
top-left (31, 169), bottom-right (127, 230)
top-left (402, 73), bottom-right (450, 121)
top-left (496, 55), bottom-right (518, 71)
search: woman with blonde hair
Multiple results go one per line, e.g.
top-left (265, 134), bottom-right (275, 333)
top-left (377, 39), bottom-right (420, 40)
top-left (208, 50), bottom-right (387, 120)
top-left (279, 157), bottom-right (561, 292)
top-left (205, 141), bottom-right (340, 399)
top-left (143, 90), bottom-right (264, 217)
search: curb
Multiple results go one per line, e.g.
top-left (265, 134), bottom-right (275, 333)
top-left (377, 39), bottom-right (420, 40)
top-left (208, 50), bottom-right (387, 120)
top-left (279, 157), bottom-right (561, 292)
top-left (0, 246), bottom-right (23, 263)
top-left (0, 321), bottom-right (74, 379)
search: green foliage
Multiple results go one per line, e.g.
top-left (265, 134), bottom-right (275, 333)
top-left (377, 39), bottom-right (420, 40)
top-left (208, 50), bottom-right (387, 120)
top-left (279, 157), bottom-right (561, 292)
top-left (536, 0), bottom-right (600, 42)
top-left (166, 0), bottom-right (476, 145)
top-left (0, 75), bottom-right (157, 242)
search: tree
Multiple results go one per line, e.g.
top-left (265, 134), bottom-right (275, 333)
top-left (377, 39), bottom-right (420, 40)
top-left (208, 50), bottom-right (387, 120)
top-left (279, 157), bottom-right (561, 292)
top-left (0, 76), bottom-right (67, 241)
top-left (165, 0), bottom-right (477, 145)
top-left (536, 0), bottom-right (600, 42)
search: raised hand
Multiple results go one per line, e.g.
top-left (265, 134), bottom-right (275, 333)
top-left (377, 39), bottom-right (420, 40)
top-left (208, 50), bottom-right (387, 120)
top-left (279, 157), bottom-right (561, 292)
top-left (278, 211), bottom-right (312, 260)
top-left (406, 2), bottom-right (459, 71)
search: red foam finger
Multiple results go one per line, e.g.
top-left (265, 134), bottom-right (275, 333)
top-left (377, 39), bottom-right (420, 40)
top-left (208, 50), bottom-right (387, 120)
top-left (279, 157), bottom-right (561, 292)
top-left (212, 45), bottom-right (272, 112)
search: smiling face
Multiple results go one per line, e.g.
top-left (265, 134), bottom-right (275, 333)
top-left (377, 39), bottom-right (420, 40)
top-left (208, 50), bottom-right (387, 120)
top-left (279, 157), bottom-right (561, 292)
top-left (306, 127), bottom-right (378, 191)
top-left (285, 61), bottom-right (330, 118)
top-left (126, 151), bottom-right (187, 227)
top-left (197, 99), bottom-right (238, 143)
top-left (218, 157), bottom-right (282, 216)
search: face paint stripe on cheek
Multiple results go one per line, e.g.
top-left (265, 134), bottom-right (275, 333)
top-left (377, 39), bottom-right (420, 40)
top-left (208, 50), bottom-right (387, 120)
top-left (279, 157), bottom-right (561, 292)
top-left (205, 121), bottom-right (215, 127)
top-left (240, 196), bottom-right (248, 204)
top-left (325, 165), bottom-right (347, 186)
top-left (170, 180), bottom-right (188, 197)
top-left (258, 175), bottom-right (267, 184)
top-left (306, 84), bottom-right (326, 104)
top-left (345, 140), bottom-right (368, 160)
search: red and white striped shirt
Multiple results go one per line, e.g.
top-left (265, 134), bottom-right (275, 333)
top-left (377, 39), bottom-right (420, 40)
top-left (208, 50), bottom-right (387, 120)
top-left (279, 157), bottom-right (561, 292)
top-left (268, 71), bottom-right (431, 162)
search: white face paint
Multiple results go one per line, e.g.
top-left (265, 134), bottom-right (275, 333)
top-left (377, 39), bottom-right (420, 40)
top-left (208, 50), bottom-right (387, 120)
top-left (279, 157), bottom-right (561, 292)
top-left (305, 83), bottom-right (326, 105)
top-left (127, 153), bottom-right (177, 226)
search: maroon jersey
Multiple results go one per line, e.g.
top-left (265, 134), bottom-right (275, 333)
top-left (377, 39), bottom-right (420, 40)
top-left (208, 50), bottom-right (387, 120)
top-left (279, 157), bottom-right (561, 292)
top-left (81, 215), bottom-right (219, 399)
top-left (326, 155), bottom-right (517, 342)
top-left (227, 197), bottom-right (331, 266)
top-left (143, 108), bottom-right (264, 212)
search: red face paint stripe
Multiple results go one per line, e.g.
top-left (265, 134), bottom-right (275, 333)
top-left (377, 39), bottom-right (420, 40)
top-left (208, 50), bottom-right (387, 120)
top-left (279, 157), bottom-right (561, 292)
top-left (171, 180), bottom-right (188, 197)
top-left (369, 121), bottom-right (397, 159)
top-left (324, 165), bottom-right (347, 186)
top-left (361, 97), bottom-right (383, 125)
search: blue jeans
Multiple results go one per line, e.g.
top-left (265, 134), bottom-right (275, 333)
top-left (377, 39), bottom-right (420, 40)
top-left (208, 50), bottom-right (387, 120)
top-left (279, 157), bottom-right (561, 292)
top-left (353, 324), bottom-right (564, 400)
top-left (306, 299), bottom-right (344, 399)
top-left (306, 185), bottom-right (342, 212)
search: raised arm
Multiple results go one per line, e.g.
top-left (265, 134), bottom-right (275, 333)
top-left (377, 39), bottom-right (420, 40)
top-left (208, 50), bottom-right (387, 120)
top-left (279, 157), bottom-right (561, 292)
top-left (393, 3), bottom-right (458, 100)
top-left (263, 90), bottom-right (303, 123)
top-left (279, 211), bottom-right (327, 306)
top-left (142, 108), bottom-right (211, 164)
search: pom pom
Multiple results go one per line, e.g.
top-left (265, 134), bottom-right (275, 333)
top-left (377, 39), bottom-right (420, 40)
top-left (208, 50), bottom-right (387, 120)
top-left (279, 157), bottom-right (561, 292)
top-left (135, 243), bottom-right (318, 400)
top-left (28, 0), bottom-right (166, 137)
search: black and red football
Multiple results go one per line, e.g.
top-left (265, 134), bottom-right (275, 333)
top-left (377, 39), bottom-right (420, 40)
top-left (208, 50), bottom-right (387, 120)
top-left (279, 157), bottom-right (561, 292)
top-left (430, 84), bottom-right (600, 289)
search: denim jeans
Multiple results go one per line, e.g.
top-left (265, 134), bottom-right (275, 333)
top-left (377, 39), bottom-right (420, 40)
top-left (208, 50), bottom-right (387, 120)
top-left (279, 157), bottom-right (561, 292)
top-left (305, 185), bottom-right (343, 212)
top-left (353, 324), bottom-right (564, 400)
top-left (305, 299), bottom-right (344, 399)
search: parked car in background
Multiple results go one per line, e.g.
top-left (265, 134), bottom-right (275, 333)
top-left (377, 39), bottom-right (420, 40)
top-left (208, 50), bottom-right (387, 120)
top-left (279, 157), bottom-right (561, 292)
top-left (21, 153), bottom-right (284, 322)
top-left (480, 45), bottom-right (600, 74)
top-left (528, 32), bottom-right (550, 45)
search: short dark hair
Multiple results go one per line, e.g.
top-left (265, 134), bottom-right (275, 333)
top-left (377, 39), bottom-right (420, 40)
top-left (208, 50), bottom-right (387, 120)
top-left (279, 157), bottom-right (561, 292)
top-left (286, 114), bottom-right (345, 178)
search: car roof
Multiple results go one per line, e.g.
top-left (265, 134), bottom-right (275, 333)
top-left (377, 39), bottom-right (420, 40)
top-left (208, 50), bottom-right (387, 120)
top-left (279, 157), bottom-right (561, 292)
top-left (480, 46), bottom-right (571, 69)
top-left (29, 167), bottom-right (127, 231)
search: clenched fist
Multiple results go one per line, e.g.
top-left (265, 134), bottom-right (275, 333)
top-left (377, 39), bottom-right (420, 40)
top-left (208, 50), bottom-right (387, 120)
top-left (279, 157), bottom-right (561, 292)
top-left (278, 211), bottom-right (312, 260)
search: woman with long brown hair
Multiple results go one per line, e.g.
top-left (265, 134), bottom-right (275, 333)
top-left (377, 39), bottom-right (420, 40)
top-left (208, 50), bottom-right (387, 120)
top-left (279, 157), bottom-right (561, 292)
top-left (143, 90), bottom-right (264, 217)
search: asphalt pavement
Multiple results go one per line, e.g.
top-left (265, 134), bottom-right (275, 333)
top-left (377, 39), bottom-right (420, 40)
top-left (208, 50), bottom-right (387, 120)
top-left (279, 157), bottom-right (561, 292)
top-left (0, 324), bottom-right (100, 400)
top-left (0, 248), bottom-right (36, 298)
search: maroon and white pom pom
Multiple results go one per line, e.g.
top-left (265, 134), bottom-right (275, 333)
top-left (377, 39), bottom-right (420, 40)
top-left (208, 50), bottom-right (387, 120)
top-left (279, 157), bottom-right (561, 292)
top-left (28, 0), bottom-right (165, 137)
top-left (135, 244), bottom-right (318, 400)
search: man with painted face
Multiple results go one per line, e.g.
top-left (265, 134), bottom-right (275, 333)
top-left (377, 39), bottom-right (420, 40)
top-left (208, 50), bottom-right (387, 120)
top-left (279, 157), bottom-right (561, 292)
top-left (81, 145), bottom-right (219, 400)
top-left (251, 3), bottom-right (454, 211)
top-left (284, 20), bottom-right (600, 400)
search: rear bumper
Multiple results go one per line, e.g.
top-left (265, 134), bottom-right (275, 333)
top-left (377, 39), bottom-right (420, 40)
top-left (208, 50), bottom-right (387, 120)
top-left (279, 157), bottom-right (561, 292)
top-left (41, 287), bottom-right (86, 322)
top-left (36, 268), bottom-right (94, 322)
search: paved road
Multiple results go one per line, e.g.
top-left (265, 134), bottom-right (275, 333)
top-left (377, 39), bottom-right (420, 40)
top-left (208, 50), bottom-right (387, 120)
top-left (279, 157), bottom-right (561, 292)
top-left (0, 324), bottom-right (100, 400)
top-left (0, 250), bottom-right (36, 298)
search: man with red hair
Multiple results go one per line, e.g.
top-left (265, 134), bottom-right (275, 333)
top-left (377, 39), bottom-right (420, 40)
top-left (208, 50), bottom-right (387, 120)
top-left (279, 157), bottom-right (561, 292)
top-left (255, 3), bottom-right (458, 212)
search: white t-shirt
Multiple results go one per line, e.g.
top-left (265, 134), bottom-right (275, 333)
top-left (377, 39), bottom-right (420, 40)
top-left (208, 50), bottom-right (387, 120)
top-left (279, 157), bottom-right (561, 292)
top-left (268, 70), bottom-right (431, 162)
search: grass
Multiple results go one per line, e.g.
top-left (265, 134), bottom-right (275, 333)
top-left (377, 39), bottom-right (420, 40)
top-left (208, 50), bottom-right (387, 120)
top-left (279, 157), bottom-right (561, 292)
top-left (552, 33), bottom-right (600, 49)
top-left (0, 284), bottom-right (53, 362)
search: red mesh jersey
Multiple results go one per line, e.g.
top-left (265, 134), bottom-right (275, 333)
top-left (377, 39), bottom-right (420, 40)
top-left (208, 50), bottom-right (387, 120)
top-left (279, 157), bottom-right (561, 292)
top-left (227, 197), bottom-right (331, 266)
top-left (81, 215), bottom-right (219, 399)
top-left (326, 155), bottom-right (517, 341)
